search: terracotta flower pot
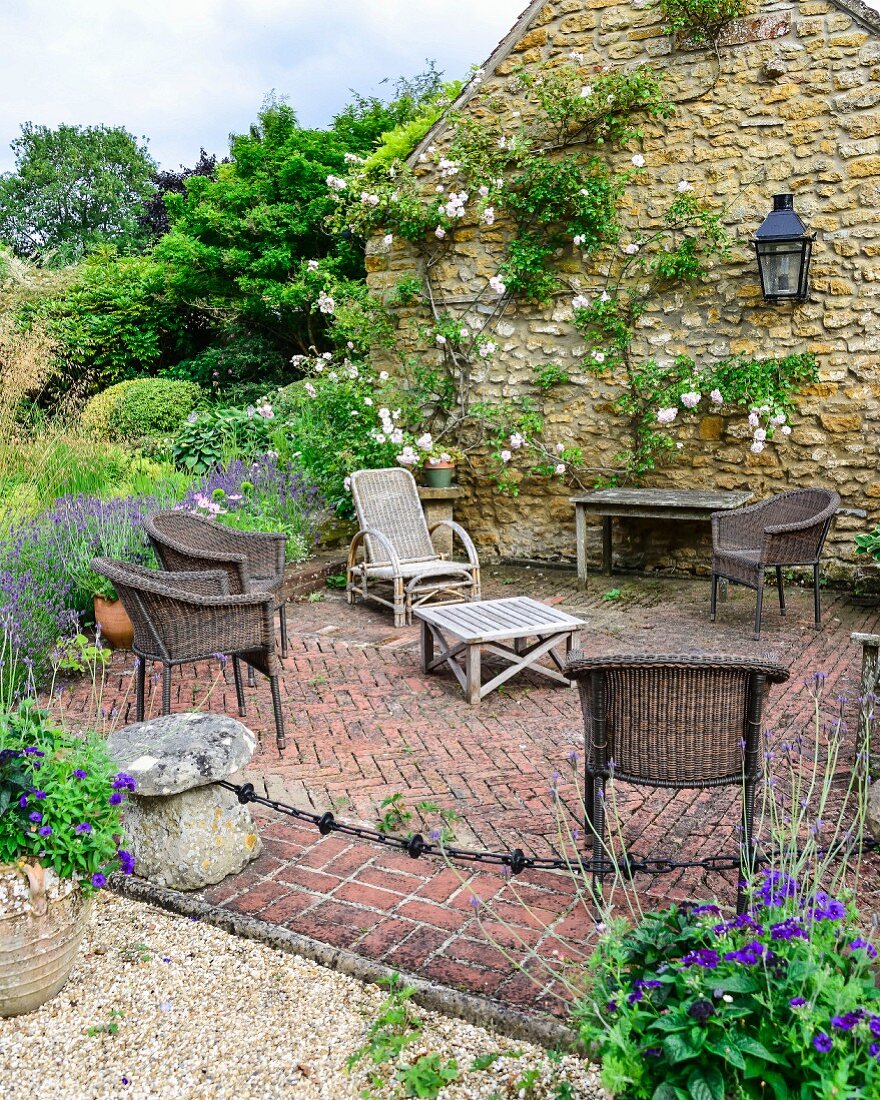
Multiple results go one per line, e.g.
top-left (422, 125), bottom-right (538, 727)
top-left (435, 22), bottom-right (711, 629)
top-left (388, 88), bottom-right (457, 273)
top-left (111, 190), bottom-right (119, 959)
top-left (423, 461), bottom-right (456, 489)
top-left (0, 862), bottom-right (93, 1017)
top-left (93, 595), bottom-right (134, 649)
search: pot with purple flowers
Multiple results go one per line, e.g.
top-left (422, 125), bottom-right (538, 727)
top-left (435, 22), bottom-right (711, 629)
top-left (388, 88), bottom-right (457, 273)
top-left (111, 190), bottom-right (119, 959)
top-left (0, 701), bottom-right (136, 1016)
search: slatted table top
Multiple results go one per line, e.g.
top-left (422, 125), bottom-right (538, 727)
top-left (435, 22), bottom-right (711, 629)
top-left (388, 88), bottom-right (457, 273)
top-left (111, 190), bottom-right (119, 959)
top-left (413, 596), bottom-right (586, 643)
top-left (570, 488), bottom-right (753, 518)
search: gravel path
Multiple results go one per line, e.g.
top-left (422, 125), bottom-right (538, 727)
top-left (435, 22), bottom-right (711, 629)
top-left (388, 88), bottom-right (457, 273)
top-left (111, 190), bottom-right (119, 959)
top-left (0, 892), bottom-right (604, 1100)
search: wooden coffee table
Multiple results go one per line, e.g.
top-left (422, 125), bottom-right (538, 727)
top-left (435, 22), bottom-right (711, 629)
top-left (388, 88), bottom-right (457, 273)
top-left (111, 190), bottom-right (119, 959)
top-left (414, 597), bottom-right (586, 704)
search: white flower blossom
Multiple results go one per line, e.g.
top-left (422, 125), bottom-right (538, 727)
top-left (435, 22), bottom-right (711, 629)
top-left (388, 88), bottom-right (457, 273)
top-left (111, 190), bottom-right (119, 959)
top-left (573, 234), bottom-right (586, 247)
top-left (304, 382), bottom-right (317, 398)
top-left (478, 185), bottom-right (490, 197)
top-left (257, 403), bottom-right (274, 420)
top-left (307, 259), bottom-right (319, 272)
top-left (656, 407), bottom-right (678, 425)
top-left (396, 446), bottom-right (420, 466)
top-left (750, 440), bottom-right (765, 454)
top-left (435, 226), bottom-right (446, 239)
top-left (509, 432), bottom-right (524, 449)
top-left (326, 175), bottom-right (347, 191)
top-left (680, 391), bottom-right (701, 409)
top-left (753, 428), bottom-right (767, 442)
top-left (555, 463), bottom-right (566, 475)
top-left (436, 334), bottom-right (447, 345)
top-left (360, 191), bottom-right (380, 206)
top-left (479, 341), bottom-right (497, 358)
top-left (592, 351), bottom-right (605, 364)
top-left (781, 424), bottom-right (792, 436)
top-left (677, 180), bottom-right (693, 193)
top-left (382, 234), bottom-right (394, 247)
top-left (580, 85), bottom-right (593, 98)
top-left (710, 389), bottom-right (723, 405)
top-left (482, 206), bottom-right (495, 226)
top-left (624, 243), bottom-right (640, 255)
top-left (500, 449), bottom-right (512, 463)
top-left (379, 370), bottom-right (389, 381)
top-left (489, 275), bottom-right (506, 294)
top-left (390, 428), bottom-right (404, 445)
top-left (555, 442), bottom-right (565, 453)
top-left (363, 397), bottom-right (373, 407)
top-left (317, 291), bottom-right (335, 315)
top-left (748, 411), bottom-right (760, 428)
top-left (416, 433), bottom-right (434, 450)
top-left (571, 294), bottom-right (590, 310)
top-left (374, 433), bottom-right (386, 444)
top-left (631, 154), bottom-right (645, 168)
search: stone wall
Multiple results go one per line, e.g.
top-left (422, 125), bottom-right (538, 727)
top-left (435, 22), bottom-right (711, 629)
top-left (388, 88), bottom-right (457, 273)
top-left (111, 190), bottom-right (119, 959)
top-left (366, 0), bottom-right (880, 577)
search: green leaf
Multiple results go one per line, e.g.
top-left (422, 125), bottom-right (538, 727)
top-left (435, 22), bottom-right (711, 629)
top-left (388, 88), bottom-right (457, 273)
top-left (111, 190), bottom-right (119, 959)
top-left (735, 1036), bottom-right (782, 1064)
top-left (652, 1085), bottom-right (678, 1100)
top-left (712, 973), bottom-right (758, 994)
top-left (687, 1068), bottom-right (722, 1100)
top-left (705, 1039), bottom-right (745, 1070)
top-left (663, 1033), bottom-right (698, 1063)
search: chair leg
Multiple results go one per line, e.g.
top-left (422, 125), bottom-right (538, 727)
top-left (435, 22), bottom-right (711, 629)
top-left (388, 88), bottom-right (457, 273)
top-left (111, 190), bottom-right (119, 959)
top-left (136, 658), bottom-right (146, 722)
top-left (247, 664), bottom-right (255, 689)
top-left (813, 563), bottom-right (822, 628)
top-left (269, 674), bottom-right (286, 753)
top-left (591, 777), bottom-right (606, 899)
top-left (278, 604), bottom-right (288, 659)
top-left (161, 663), bottom-right (172, 715)
top-left (393, 577), bottom-right (406, 628)
top-left (583, 771), bottom-right (596, 852)
top-left (753, 573), bottom-right (764, 640)
top-left (776, 566), bottom-right (786, 615)
top-left (232, 657), bottom-right (246, 717)
top-left (710, 573), bottom-right (719, 622)
top-left (737, 778), bottom-right (758, 915)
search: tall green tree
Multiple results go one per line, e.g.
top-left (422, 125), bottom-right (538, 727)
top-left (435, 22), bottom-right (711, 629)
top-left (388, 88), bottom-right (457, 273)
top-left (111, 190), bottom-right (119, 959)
top-left (0, 123), bottom-right (156, 265)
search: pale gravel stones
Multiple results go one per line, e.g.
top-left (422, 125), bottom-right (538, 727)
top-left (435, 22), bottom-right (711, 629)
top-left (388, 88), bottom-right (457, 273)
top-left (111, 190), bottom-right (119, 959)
top-left (0, 893), bottom-right (606, 1100)
top-left (120, 785), bottom-right (262, 890)
top-left (107, 713), bottom-right (257, 795)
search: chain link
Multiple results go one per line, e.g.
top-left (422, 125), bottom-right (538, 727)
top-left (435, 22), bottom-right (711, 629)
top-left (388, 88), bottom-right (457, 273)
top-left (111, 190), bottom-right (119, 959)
top-left (220, 781), bottom-right (878, 880)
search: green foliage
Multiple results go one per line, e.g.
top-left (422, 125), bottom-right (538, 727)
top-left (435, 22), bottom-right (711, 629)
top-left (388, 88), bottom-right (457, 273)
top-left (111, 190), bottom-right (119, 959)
top-left (396, 1053), bottom-right (460, 1098)
top-left (347, 975), bottom-right (422, 1071)
top-left (364, 80), bottom-right (463, 169)
top-left (658, 0), bottom-right (748, 45)
top-left (22, 250), bottom-right (193, 395)
top-left (0, 701), bottom-right (134, 886)
top-left (533, 363), bottom-right (571, 390)
top-left (855, 527), bottom-right (880, 562)
top-left (376, 792), bottom-right (413, 835)
top-left (575, 893), bottom-right (880, 1100)
top-left (171, 405), bottom-right (275, 473)
top-left (162, 328), bottom-right (290, 391)
top-left (83, 378), bottom-right (201, 442)
top-left (0, 122), bottom-right (156, 265)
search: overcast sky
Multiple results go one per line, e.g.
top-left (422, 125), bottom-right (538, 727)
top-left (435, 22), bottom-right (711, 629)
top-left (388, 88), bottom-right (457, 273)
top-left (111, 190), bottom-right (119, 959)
top-left (0, 0), bottom-right (527, 173)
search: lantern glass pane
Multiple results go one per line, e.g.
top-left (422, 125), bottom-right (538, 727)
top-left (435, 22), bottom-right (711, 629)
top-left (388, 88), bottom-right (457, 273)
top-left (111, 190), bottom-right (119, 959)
top-left (756, 240), bottom-right (805, 299)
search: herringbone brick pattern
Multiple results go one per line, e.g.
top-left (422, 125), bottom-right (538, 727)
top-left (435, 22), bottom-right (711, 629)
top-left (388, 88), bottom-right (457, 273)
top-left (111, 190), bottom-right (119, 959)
top-left (59, 567), bottom-right (880, 1016)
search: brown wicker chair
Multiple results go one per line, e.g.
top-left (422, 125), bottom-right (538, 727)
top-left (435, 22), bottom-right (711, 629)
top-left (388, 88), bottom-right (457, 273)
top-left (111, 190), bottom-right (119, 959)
top-left (92, 558), bottom-right (287, 752)
top-left (566, 653), bottom-right (789, 912)
top-left (710, 488), bottom-right (840, 638)
top-left (144, 512), bottom-right (289, 659)
top-left (347, 467), bottom-right (481, 627)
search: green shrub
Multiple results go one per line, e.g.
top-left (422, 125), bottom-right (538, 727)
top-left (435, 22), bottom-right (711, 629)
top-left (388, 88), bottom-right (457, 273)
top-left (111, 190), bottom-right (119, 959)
top-left (80, 380), bottom-right (140, 436)
top-left (171, 404), bottom-right (276, 473)
top-left (114, 378), bottom-right (201, 440)
top-left (82, 379), bottom-right (201, 441)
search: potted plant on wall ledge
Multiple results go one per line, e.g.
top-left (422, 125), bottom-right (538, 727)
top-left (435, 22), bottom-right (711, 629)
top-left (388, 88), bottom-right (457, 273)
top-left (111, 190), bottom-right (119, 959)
top-left (87, 571), bottom-right (134, 651)
top-left (0, 701), bottom-right (136, 1016)
top-left (422, 446), bottom-right (465, 489)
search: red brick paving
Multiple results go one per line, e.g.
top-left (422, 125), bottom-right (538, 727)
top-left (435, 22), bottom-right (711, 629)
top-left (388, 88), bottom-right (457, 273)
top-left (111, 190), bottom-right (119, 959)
top-left (58, 566), bottom-right (880, 1019)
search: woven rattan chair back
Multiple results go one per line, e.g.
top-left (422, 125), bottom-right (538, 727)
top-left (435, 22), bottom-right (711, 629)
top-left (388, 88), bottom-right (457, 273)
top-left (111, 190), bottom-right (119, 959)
top-left (566, 653), bottom-right (789, 912)
top-left (350, 468), bottom-right (436, 565)
top-left (146, 512), bottom-right (239, 578)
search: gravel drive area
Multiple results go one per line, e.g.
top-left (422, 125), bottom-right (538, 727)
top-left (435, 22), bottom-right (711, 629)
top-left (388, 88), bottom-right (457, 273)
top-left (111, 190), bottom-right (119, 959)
top-left (1, 892), bottom-right (604, 1100)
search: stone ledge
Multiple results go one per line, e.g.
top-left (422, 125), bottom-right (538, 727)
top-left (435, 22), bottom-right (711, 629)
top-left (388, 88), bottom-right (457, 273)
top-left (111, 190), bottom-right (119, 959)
top-left (281, 551), bottom-right (348, 602)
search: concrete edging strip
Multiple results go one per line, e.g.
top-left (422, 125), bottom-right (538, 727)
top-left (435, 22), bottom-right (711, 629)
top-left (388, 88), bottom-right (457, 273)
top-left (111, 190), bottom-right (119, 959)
top-left (109, 873), bottom-right (581, 1053)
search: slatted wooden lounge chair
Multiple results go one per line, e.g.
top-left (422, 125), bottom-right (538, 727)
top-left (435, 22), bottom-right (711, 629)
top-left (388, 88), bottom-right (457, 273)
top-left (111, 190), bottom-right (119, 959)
top-left (566, 652), bottom-right (789, 913)
top-left (92, 557), bottom-right (287, 752)
top-left (710, 488), bottom-right (840, 638)
top-left (144, 511), bottom-right (289, 659)
top-left (346, 467), bottom-right (481, 627)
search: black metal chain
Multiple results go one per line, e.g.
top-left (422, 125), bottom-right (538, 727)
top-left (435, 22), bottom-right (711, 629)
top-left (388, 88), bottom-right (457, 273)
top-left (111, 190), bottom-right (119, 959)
top-left (220, 780), bottom-right (879, 880)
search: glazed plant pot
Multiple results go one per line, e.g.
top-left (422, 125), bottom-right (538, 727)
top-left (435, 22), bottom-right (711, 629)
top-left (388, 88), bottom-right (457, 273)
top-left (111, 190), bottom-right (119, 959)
top-left (93, 595), bottom-right (134, 649)
top-left (423, 461), bottom-right (455, 489)
top-left (0, 862), bottom-right (93, 1017)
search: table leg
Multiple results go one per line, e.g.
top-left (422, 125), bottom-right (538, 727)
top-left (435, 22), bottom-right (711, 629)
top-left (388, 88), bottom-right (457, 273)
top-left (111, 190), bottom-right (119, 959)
top-left (465, 643), bottom-right (482, 704)
top-left (421, 618), bottom-right (434, 674)
top-left (602, 516), bottom-right (613, 576)
top-left (575, 504), bottom-right (588, 591)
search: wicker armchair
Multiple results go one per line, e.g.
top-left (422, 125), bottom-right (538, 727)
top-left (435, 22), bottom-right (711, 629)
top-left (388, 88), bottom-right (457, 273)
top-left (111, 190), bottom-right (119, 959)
top-left (710, 489), bottom-right (839, 638)
top-left (92, 558), bottom-right (287, 752)
top-left (346, 467), bottom-right (481, 627)
top-left (566, 653), bottom-right (789, 912)
top-left (144, 512), bottom-right (289, 659)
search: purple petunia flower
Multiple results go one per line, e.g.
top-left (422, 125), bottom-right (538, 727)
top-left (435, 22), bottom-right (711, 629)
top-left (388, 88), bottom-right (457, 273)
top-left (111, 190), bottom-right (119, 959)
top-left (74, 822), bottom-right (92, 834)
top-left (724, 941), bottom-right (770, 966)
top-left (109, 792), bottom-right (123, 806)
top-left (813, 1033), bottom-right (833, 1053)
top-left (849, 938), bottom-right (878, 960)
top-left (681, 948), bottom-right (721, 969)
top-left (790, 997), bottom-right (807, 1008)
top-left (870, 1016), bottom-right (880, 1039)
top-left (33, 790), bottom-right (46, 800)
top-left (691, 904), bottom-right (721, 915)
top-left (805, 890), bottom-right (846, 922)
top-left (18, 794), bottom-right (27, 808)
top-left (29, 811), bottom-right (42, 823)
top-left (91, 873), bottom-right (107, 889)
top-left (112, 772), bottom-right (137, 793)
top-left (117, 850), bottom-right (135, 875)
top-left (38, 825), bottom-right (52, 837)
top-left (73, 769), bottom-right (87, 780)
top-left (770, 918), bottom-right (809, 942)
top-left (22, 747), bottom-right (45, 757)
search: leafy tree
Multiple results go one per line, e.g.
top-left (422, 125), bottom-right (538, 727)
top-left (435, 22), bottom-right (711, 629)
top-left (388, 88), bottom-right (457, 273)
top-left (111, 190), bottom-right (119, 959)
top-left (139, 149), bottom-right (221, 239)
top-left (0, 123), bottom-right (156, 265)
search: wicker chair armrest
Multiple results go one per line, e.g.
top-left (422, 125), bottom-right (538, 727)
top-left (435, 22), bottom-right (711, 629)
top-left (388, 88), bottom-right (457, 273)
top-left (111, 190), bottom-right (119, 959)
top-left (565, 651), bottom-right (790, 685)
top-left (347, 527), bottom-right (403, 573)
top-left (145, 521), bottom-right (251, 590)
top-left (428, 520), bottom-right (480, 566)
top-left (763, 500), bottom-right (839, 537)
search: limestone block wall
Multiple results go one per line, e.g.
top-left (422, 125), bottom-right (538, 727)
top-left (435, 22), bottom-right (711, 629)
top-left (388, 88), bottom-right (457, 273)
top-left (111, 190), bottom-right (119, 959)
top-left (366, 0), bottom-right (880, 576)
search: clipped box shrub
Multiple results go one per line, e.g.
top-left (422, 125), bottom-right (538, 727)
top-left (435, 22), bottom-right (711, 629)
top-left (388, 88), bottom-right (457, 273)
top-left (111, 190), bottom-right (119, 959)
top-left (82, 379), bottom-right (202, 441)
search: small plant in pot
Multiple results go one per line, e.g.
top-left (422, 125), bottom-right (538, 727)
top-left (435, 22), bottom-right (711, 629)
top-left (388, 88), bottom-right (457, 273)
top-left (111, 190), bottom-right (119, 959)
top-left (421, 446), bottom-right (464, 489)
top-left (0, 700), bottom-right (136, 1016)
top-left (72, 566), bottom-right (133, 651)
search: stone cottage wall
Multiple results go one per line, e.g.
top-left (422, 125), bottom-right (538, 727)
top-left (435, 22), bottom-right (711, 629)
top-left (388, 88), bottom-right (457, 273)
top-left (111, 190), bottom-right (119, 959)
top-left (366, 0), bottom-right (880, 578)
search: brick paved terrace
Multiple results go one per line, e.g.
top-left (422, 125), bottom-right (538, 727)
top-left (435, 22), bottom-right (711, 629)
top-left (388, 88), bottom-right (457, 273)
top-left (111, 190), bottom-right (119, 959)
top-left (60, 566), bottom-right (880, 1021)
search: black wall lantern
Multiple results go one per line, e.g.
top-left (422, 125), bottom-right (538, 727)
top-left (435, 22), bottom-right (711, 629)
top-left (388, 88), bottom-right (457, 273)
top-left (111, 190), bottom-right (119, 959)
top-left (752, 193), bottom-right (813, 303)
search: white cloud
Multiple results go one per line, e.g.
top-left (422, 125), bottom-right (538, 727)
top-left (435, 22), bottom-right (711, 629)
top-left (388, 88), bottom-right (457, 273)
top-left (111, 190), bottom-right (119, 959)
top-left (0, 0), bottom-right (527, 172)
